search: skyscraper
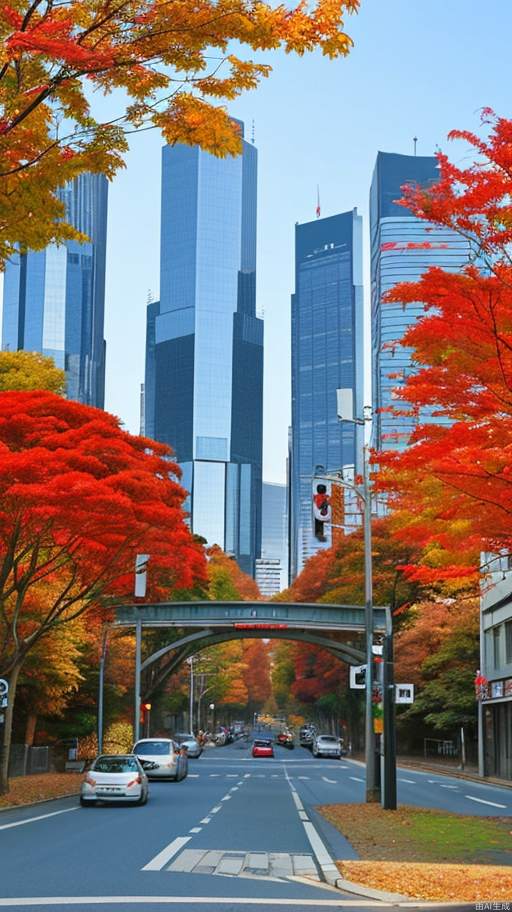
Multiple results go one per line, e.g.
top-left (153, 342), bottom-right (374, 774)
top-left (290, 210), bottom-right (364, 579)
top-left (2, 173), bottom-right (108, 407)
top-left (370, 152), bottom-right (470, 451)
top-left (255, 481), bottom-right (288, 594)
top-left (145, 124), bottom-right (263, 575)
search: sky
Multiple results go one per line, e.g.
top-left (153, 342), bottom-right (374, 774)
top-left (6, 0), bottom-right (512, 483)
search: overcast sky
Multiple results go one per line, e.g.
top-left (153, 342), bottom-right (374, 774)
top-left (4, 0), bottom-right (511, 484)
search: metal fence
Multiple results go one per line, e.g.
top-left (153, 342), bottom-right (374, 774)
top-left (8, 744), bottom-right (52, 777)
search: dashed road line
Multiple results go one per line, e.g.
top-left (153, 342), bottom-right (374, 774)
top-left (298, 776), bottom-right (310, 780)
top-left (189, 827), bottom-right (202, 834)
top-left (349, 776), bottom-right (364, 783)
top-left (211, 805), bottom-right (222, 814)
top-left (230, 787), bottom-right (239, 792)
top-left (322, 777), bottom-right (337, 784)
top-left (399, 778), bottom-right (415, 784)
top-left (221, 795), bottom-right (231, 801)
top-left (465, 795), bottom-right (507, 809)
top-left (199, 817), bottom-right (211, 824)
top-left (440, 785), bottom-right (458, 790)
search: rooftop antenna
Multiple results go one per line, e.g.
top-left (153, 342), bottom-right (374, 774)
top-left (413, 136), bottom-right (418, 156)
top-left (316, 185), bottom-right (321, 219)
top-left (251, 119), bottom-right (255, 144)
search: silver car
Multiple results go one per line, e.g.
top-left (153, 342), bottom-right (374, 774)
top-left (174, 732), bottom-right (202, 759)
top-left (80, 754), bottom-right (149, 806)
top-left (312, 734), bottom-right (342, 758)
top-left (133, 738), bottom-right (188, 780)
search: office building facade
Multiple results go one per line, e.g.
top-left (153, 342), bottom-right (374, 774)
top-left (145, 125), bottom-right (263, 575)
top-left (479, 558), bottom-right (512, 780)
top-left (370, 152), bottom-right (470, 451)
top-left (2, 173), bottom-right (108, 407)
top-left (255, 481), bottom-right (288, 594)
top-left (290, 210), bottom-right (364, 579)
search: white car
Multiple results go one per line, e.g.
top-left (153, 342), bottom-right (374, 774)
top-left (312, 735), bottom-right (343, 758)
top-left (133, 738), bottom-right (188, 780)
top-left (174, 732), bottom-right (202, 758)
top-left (80, 754), bottom-right (149, 806)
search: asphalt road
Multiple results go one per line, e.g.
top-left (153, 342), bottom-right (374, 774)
top-left (1, 734), bottom-right (508, 912)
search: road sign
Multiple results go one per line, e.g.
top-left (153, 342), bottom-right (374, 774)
top-left (350, 665), bottom-right (367, 689)
top-left (0, 697), bottom-right (7, 709)
top-left (395, 684), bottom-right (414, 704)
top-left (0, 679), bottom-right (8, 697)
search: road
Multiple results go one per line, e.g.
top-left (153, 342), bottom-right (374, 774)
top-left (1, 734), bottom-right (509, 911)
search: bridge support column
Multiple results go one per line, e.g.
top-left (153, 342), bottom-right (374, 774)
top-left (134, 620), bottom-right (142, 742)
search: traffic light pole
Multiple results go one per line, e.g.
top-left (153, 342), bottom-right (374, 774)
top-left (363, 446), bottom-right (379, 803)
top-left (382, 611), bottom-right (397, 809)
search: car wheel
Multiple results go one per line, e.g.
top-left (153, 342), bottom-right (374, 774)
top-left (80, 796), bottom-right (94, 807)
top-left (138, 791), bottom-right (148, 806)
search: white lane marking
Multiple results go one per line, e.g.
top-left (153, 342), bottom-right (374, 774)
top-left (298, 776), bottom-right (310, 780)
top-left (209, 774), bottom-right (220, 778)
top-left (303, 820), bottom-right (337, 869)
top-left (230, 786), bottom-right (239, 792)
top-left (244, 773), bottom-right (251, 778)
top-left (440, 785), bottom-right (458, 790)
top-left (427, 779), bottom-right (438, 784)
top-left (349, 776), bottom-right (364, 783)
top-left (189, 827), bottom-right (202, 834)
top-left (0, 806), bottom-right (78, 831)
top-left (237, 781), bottom-right (243, 785)
top-left (211, 806), bottom-right (222, 813)
top-left (291, 791), bottom-right (304, 812)
top-left (142, 836), bottom-right (191, 871)
top-left (465, 795), bottom-right (507, 809)
top-left (188, 774), bottom-right (199, 778)
top-left (221, 795), bottom-right (231, 801)
top-left (399, 778), bottom-right (416, 784)
top-left (0, 896), bottom-right (392, 906)
top-left (322, 777), bottom-right (337, 784)
top-left (299, 810), bottom-right (309, 821)
top-left (199, 817), bottom-right (211, 824)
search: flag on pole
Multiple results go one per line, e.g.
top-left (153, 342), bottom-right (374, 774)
top-left (316, 185), bottom-right (321, 219)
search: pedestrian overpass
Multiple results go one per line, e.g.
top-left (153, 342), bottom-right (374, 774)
top-left (114, 600), bottom-right (390, 704)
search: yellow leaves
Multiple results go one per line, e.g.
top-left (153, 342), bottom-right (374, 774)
top-left (0, 0), bottom-right (360, 262)
top-left (156, 94), bottom-right (243, 157)
top-left (0, 350), bottom-right (66, 394)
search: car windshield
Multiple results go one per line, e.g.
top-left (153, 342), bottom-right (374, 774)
top-left (175, 733), bottom-right (194, 741)
top-left (254, 740), bottom-right (271, 747)
top-left (93, 757), bottom-right (139, 773)
top-left (319, 736), bottom-right (338, 743)
top-left (134, 740), bottom-right (171, 756)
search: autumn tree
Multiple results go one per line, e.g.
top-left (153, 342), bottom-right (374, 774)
top-left (0, 0), bottom-right (360, 263)
top-left (374, 111), bottom-right (512, 582)
top-left (0, 390), bottom-right (205, 793)
top-left (0, 350), bottom-right (65, 393)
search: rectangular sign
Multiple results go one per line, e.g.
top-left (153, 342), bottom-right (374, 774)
top-left (395, 684), bottom-right (415, 704)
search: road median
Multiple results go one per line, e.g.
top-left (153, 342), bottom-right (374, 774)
top-left (318, 802), bottom-right (512, 901)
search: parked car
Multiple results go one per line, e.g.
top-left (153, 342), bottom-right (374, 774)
top-left (277, 730), bottom-right (294, 749)
top-left (173, 732), bottom-right (202, 759)
top-left (80, 754), bottom-right (149, 806)
top-left (132, 738), bottom-right (188, 780)
top-left (299, 725), bottom-right (316, 748)
top-left (312, 734), bottom-right (343, 759)
top-left (252, 738), bottom-right (274, 758)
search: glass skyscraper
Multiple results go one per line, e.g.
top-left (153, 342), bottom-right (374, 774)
top-left (255, 481), bottom-right (288, 594)
top-left (145, 124), bottom-right (263, 576)
top-left (289, 210), bottom-right (364, 579)
top-left (2, 173), bottom-right (108, 407)
top-left (370, 152), bottom-right (470, 451)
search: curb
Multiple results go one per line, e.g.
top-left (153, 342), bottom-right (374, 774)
top-left (0, 790), bottom-right (79, 814)
top-left (324, 868), bottom-right (409, 903)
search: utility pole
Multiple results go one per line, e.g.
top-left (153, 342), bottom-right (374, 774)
top-left (362, 444), bottom-right (379, 802)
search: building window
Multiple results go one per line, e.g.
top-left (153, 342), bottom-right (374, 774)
top-left (506, 620), bottom-right (512, 665)
top-left (493, 626), bottom-right (501, 669)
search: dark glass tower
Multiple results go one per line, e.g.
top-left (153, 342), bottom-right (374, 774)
top-left (370, 152), bottom-right (470, 451)
top-left (145, 125), bottom-right (263, 575)
top-left (290, 210), bottom-right (364, 579)
top-left (2, 173), bottom-right (108, 407)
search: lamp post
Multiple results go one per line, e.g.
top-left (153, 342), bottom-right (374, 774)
top-left (186, 656), bottom-right (196, 733)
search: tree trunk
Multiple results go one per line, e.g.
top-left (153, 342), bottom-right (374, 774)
top-left (0, 664), bottom-right (21, 796)
top-left (25, 712), bottom-right (37, 747)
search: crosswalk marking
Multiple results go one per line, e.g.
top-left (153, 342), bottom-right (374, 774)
top-left (164, 847), bottom-right (319, 880)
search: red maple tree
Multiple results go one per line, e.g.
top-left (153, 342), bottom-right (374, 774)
top-left (0, 391), bottom-right (205, 792)
top-left (375, 111), bottom-right (512, 582)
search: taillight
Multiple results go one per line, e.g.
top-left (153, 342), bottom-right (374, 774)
top-left (85, 774), bottom-right (96, 786)
top-left (127, 775), bottom-right (142, 787)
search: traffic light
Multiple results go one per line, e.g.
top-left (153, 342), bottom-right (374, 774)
top-left (143, 702), bottom-right (152, 712)
top-left (312, 482), bottom-right (332, 541)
